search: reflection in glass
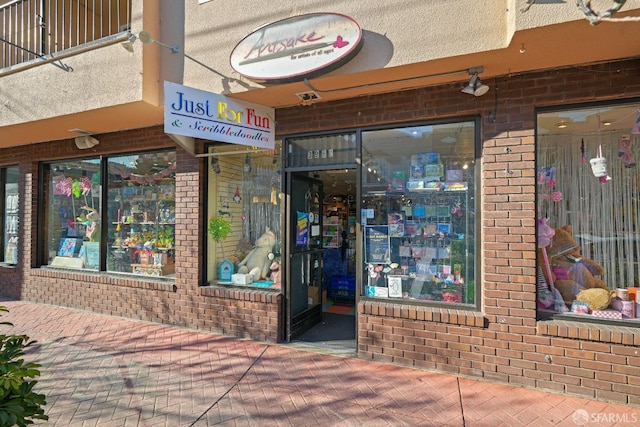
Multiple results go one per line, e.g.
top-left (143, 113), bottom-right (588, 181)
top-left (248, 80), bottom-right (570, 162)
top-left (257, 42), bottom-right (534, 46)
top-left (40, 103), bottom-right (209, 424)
top-left (360, 121), bottom-right (476, 305)
top-left (107, 151), bottom-right (176, 277)
top-left (45, 158), bottom-right (101, 270)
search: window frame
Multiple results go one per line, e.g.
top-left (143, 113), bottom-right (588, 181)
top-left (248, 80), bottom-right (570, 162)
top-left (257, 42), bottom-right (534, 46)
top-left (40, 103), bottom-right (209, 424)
top-left (535, 97), bottom-right (640, 326)
top-left (358, 117), bottom-right (481, 310)
top-left (38, 149), bottom-right (177, 277)
top-left (0, 165), bottom-right (19, 265)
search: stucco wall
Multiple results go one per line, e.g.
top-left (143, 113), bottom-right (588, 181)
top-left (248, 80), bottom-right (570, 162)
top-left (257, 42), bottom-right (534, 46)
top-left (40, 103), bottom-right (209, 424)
top-left (182, 0), bottom-right (509, 95)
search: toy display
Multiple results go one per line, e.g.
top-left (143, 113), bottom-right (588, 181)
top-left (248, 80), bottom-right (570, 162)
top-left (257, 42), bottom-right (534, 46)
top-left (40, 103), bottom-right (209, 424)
top-left (540, 224), bottom-right (610, 306)
top-left (237, 228), bottom-right (276, 280)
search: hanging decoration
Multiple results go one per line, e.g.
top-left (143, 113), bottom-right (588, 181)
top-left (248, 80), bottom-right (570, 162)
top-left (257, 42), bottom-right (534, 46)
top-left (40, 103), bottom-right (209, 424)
top-left (244, 153), bottom-right (252, 173)
top-left (633, 109), bottom-right (640, 134)
top-left (109, 162), bottom-right (176, 183)
top-left (210, 156), bottom-right (221, 174)
top-left (233, 186), bottom-right (242, 203)
top-left (590, 145), bottom-right (611, 183)
top-left (618, 134), bottom-right (635, 168)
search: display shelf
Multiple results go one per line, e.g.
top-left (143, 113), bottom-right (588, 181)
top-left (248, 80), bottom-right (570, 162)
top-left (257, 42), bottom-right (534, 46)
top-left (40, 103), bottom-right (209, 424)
top-left (362, 184), bottom-right (472, 304)
top-left (107, 181), bottom-right (175, 276)
top-left (4, 190), bottom-right (19, 264)
top-left (322, 223), bottom-right (342, 248)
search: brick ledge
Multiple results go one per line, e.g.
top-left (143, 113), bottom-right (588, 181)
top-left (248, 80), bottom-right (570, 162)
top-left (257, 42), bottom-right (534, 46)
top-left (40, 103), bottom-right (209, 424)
top-left (30, 268), bottom-right (177, 292)
top-left (199, 285), bottom-right (282, 303)
top-left (360, 299), bottom-right (485, 327)
top-left (537, 319), bottom-right (640, 345)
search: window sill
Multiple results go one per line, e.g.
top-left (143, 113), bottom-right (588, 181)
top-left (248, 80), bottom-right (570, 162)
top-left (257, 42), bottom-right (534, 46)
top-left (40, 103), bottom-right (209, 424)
top-left (537, 316), bottom-right (640, 345)
top-left (200, 284), bottom-right (282, 303)
top-left (31, 267), bottom-right (177, 292)
top-left (360, 298), bottom-right (485, 327)
top-left (0, 263), bottom-right (17, 269)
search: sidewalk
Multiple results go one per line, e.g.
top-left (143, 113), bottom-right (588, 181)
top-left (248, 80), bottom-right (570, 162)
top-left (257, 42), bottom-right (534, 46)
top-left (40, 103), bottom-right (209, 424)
top-left (0, 299), bottom-right (637, 427)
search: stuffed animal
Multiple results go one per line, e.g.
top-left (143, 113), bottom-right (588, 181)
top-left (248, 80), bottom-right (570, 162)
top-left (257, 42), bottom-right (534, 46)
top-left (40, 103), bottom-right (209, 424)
top-left (79, 206), bottom-right (100, 242)
top-left (542, 225), bottom-right (609, 304)
top-left (269, 261), bottom-right (281, 286)
top-left (237, 228), bottom-right (276, 280)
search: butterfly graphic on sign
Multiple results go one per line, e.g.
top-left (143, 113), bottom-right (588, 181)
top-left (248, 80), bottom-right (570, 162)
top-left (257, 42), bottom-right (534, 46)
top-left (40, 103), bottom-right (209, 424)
top-left (333, 36), bottom-right (349, 49)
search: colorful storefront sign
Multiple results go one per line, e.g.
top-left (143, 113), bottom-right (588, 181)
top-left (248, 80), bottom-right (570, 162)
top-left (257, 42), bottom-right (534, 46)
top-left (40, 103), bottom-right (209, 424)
top-left (164, 82), bottom-right (275, 149)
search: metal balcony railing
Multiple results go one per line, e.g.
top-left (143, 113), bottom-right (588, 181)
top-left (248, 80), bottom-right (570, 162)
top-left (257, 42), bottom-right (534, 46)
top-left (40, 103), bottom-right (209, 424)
top-left (0, 0), bottom-right (131, 69)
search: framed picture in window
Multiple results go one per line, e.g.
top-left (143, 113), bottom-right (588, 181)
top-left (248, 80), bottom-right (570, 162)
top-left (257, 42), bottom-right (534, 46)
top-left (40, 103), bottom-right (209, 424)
top-left (58, 238), bottom-right (82, 257)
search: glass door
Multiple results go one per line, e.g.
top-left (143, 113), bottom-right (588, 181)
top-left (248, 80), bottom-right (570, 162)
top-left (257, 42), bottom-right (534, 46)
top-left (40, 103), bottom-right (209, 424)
top-left (286, 173), bottom-right (323, 340)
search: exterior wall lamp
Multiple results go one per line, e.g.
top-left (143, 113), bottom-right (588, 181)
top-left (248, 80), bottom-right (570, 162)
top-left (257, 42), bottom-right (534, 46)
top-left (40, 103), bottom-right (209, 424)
top-left (461, 66), bottom-right (489, 97)
top-left (121, 31), bottom-right (180, 54)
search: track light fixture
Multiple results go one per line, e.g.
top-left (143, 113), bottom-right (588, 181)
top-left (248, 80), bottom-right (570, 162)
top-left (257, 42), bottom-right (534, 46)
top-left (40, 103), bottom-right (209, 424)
top-left (121, 34), bottom-right (137, 52)
top-left (461, 67), bottom-right (489, 97)
top-left (121, 31), bottom-right (180, 54)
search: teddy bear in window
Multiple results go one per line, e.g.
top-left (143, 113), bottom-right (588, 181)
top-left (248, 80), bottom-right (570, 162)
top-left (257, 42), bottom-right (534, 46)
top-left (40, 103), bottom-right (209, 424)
top-left (237, 228), bottom-right (276, 280)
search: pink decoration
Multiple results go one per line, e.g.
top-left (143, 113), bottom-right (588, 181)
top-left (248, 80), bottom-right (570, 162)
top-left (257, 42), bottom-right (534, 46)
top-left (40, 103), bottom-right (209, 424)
top-left (537, 218), bottom-right (555, 248)
top-left (442, 292), bottom-right (462, 303)
top-left (551, 191), bottom-right (563, 202)
top-left (81, 176), bottom-right (92, 195)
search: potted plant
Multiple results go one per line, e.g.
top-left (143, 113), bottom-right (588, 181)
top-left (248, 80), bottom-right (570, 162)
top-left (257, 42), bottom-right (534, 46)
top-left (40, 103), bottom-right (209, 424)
top-left (208, 216), bottom-right (232, 242)
top-left (208, 215), bottom-right (232, 265)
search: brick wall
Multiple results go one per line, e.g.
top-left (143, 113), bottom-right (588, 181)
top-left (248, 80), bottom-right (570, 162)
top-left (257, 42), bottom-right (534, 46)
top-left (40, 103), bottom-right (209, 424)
top-left (277, 58), bottom-right (640, 405)
top-left (2, 58), bottom-right (640, 404)
top-left (0, 126), bottom-right (282, 343)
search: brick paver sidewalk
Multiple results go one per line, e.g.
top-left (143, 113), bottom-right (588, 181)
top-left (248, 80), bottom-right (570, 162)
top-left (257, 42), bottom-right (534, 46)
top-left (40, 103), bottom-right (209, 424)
top-left (0, 299), bottom-right (637, 426)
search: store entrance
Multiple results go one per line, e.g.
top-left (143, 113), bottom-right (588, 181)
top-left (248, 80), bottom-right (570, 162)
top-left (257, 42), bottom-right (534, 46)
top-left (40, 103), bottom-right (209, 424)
top-left (287, 168), bottom-right (357, 352)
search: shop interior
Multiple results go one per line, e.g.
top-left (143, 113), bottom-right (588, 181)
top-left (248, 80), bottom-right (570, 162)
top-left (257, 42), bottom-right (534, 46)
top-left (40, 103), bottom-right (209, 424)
top-left (294, 168), bottom-right (358, 350)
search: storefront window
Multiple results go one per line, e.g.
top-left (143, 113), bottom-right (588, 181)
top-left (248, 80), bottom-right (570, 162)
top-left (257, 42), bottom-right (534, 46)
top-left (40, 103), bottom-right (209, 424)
top-left (206, 143), bottom-right (282, 289)
top-left (361, 121), bottom-right (477, 305)
top-left (1, 166), bottom-right (19, 265)
top-left (106, 152), bottom-right (176, 276)
top-left (43, 151), bottom-right (176, 277)
top-left (45, 158), bottom-right (102, 270)
top-left (537, 101), bottom-right (640, 322)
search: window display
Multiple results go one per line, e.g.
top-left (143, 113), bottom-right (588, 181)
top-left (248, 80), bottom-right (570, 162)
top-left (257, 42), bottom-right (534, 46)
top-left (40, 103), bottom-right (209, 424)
top-left (537, 101), bottom-right (640, 322)
top-left (2, 166), bottom-right (19, 264)
top-left (206, 143), bottom-right (282, 289)
top-left (43, 151), bottom-right (176, 277)
top-left (107, 152), bottom-right (176, 276)
top-left (360, 121), bottom-right (477, 305)
top-left (45, 159), bottom-right (102, 270)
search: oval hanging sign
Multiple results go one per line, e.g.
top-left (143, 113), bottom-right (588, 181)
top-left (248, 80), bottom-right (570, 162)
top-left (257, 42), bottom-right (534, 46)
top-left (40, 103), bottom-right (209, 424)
top-left (230, 13), bottom-right (363, 83)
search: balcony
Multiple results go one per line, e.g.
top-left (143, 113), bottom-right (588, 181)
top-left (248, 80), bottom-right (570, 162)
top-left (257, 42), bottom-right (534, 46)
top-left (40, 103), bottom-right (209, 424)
top-left (0, 0), bottom-right (186, 148)
top-left (1, 0), bottom-right (131, 70)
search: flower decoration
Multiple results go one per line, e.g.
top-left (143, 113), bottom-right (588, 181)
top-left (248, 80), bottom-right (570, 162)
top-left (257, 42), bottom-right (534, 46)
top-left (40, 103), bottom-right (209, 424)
top-left (551, 191), bottom-right (563, 202)
top-left (81, 176), bottom-right (92, 195)
top-left (71, 180), bottom-right (82, 198)
top-left (54, 176), bottom-right (73, 196)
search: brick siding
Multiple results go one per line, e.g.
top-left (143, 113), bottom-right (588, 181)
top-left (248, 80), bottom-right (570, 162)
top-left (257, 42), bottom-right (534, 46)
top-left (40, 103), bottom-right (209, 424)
top-left (1, 58), bottom-right (639, 404)
top-left (277, 58), bottom-right (640, 405)
top-left (0, 126), bottom-right (281, 343)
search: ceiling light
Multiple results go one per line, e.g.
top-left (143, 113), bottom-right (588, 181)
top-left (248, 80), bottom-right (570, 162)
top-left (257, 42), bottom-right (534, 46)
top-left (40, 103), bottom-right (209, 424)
top-left (602, 121), bottom-right (612, 126)
top-left (295, 91), bottom-right (321, 105)
top-left (556, 121), bottom-right (568, 129)
top-left (461, 67), bottom-right (489, 97)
